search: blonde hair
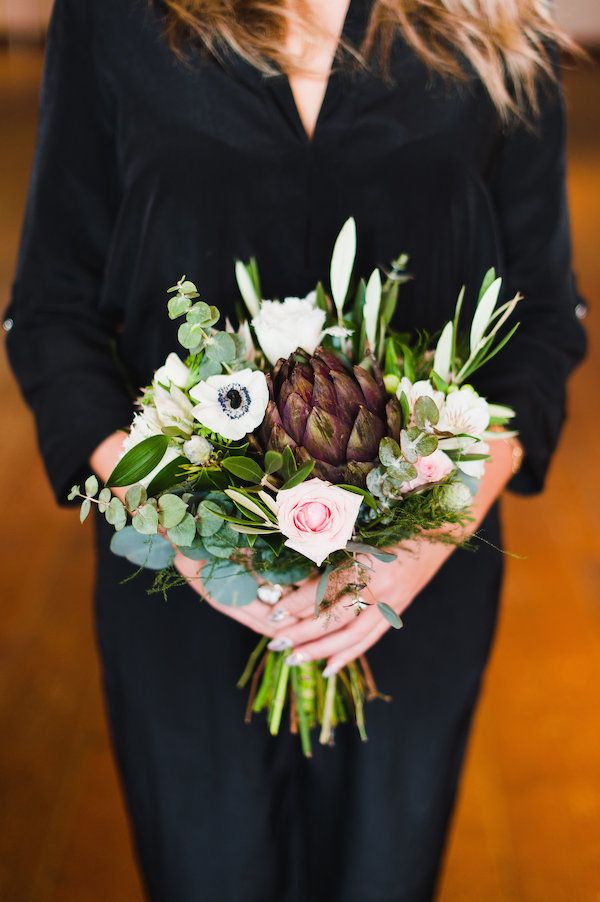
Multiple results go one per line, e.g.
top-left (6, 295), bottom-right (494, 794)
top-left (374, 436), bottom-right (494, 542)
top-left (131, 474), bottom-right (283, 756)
top-left (157, 0), bottom-right (576, 119)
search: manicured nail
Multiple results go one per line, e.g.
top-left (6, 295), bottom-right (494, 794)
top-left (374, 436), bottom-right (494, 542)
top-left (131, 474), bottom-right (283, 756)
top-left (268, 637), bottom-right (292, 652)
top-left (322, 664), bottom-right (339, 678)
top-left (286, 651), bottom-right (307, 666)
top-left (268, 608), bottom-right (289, 624)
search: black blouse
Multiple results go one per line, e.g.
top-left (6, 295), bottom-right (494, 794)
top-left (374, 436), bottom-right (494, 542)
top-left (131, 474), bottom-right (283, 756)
top-left (6, 0), bottom-right (586, 504)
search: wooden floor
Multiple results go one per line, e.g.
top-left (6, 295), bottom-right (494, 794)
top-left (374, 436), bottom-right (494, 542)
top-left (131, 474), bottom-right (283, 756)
top-left (0, 49), bottom-right (599, 902)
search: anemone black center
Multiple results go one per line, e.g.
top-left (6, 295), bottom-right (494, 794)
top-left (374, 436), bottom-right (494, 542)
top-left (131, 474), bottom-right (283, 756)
top-left (226, 388), bottom-right (243, 409)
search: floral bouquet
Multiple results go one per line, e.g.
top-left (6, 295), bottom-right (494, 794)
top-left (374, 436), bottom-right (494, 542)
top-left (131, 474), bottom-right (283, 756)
top-left (70, 219), bottom-right (520, 756)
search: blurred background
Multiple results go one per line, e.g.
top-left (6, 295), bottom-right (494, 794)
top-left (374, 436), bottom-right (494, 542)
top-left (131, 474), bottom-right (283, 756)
top-left (0, 2), bottom-right (599, 900)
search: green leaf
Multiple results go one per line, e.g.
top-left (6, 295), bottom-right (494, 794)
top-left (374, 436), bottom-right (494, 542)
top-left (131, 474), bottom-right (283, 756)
top-left (196, 500), bottom-right (226, 537)
top-left (105, 496), bottom-right (127, 531)
top-left (158, 494), bottom-right (188, 529)
top-left (107, 435), bottom-right (169, 488)
top-left (280, 459), bottom-right (315, 490)
top-left (281, 446), bottom-right (297, 481)
top-left (347, 542), bottom-right (397, 562)
top-left (79, 498), bottom-right (91, 523)
top-left (415, 433), bottom-right (438, 457)
top-left (430, 370), bottom-right (449, 393)
top-left (336, 484), bottom-right (378, 511)
top-left (146, 456), bottom-right (188, 496)
top-left (205, 331), bottom-right (236, 363)
top-left (414, 395), bottom-right (439, 429)
top-left (398, 391), bottom-right (410, 426)
top-left (186, 301), bottom-right (215, 325)
top-left (167, 512), bottom-right (196, 547)
top-left (167, 293), bottom-right (191, 319)
top-left (222, 456), bottom-right (264, 483)
top-left (195, 355), bottom-right (222, 380)
top-left (132, 503), bottom-right (159, 535)
top-left (378, 436), bottom-right (402, 468)
top-left (98, 487), bottom-right (112, 514)
top-left (330, 216), bottom-right (357, 315)
top-left (202, 559), bottom-right (258, 607)
top-left (264, 450), bottom-right (283, 475)
top-left (399, 343), bottom-right (415, 382)
top-left (178, 320), bottom-right (205, 350)
top-left (125, 483), bottom-right (146, 510)
top-left (110, 527), bottom-right (175, 570)
top-left (203, 524), bottom-right (241, 558)
top-left (84, 475), bottom-right (98, 497)
top-left (377, 602), bottom-right (403, 629)
top-left (478, 266), bottom-right (497, 301)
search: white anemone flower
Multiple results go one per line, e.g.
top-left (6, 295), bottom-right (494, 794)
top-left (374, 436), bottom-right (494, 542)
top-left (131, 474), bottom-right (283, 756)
top-left (189, 368), bottom-right (269, 441)
top-left (154, 352), bottom-right (190, 389)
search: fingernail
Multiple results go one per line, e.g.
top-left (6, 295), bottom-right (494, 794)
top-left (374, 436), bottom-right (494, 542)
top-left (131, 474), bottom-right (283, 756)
top-left (322, 664), bottom-right (339, 678)
top-left (268, 637), bottom-right (292, 652)
top-left (268, 608), bottom-right (289, 624)
top-left (286, 651), bottom-right (307, 667)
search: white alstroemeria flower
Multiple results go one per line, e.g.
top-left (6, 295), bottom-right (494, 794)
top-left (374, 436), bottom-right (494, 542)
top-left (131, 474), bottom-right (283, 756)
top-left (190, 368), bottom-right (269, 441)
top-left (396, 377), bottom-right (444, 418)
top-left (153, 383), bottom-right (195, 433)
top-left (121, 407), bottom-right (163, 454)
top-left (154, 352), bottom-right (190, 390)
top-left (320, 325), bottom-right (354, 340)
top-left (183, 435), bottom-right (213, 465)
top-left (456, 440), bottom-right (489, 478)
top-left (437, 385), bottom-right (490, 439)
top-left (252, 292), bottom-right (326, 365)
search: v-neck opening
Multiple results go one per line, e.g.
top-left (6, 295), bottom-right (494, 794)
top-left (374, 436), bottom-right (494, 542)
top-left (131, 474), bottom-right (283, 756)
top-left (276, 0), bottom-right (357, 144)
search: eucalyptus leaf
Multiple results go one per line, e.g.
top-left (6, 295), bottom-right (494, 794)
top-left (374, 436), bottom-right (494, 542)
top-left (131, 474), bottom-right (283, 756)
top-left (167, 512), bottom-right (196, 548)
top-left (347, 542), bottom-right (397, 562)
top-left (415, 433), bottom-right (438, 457)
top-left (203, 524), bottom-right (240, 558)
top-left (377, 602), bottom-right (404, 629)
top-left (106, 496), bottom-right (127, 531)
top-left (125, 483), bottom-right (146, 511)
top-left (178, 320), bottom-right (205, 350)
top-left (132, 503), bottom-right (159, 535)
top-left (205, 331), bottom-right (236, 363)
top-left (79, 498), bottom-right (91, 523)
top-left (202, 559), bottom-right (258, 607)
top-left (167, 293), bottom-right (191, 319)
top-left (197, 500), bottom-right (227, 537)
top-left (414, 395), bottom-right (439, 429)
top-left (84, 475), bottom-right (98, 497)
top-left (110, 527), bottom-right (175, 570)
top-left (186, 301), bottom-right (214, 325)
top-left (378, 436), bottom-right (402, 468)
top-left (158, 494), bottom-right (188, 529)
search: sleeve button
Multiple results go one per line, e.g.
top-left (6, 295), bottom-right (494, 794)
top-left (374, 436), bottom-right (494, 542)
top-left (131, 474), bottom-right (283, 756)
top-left (3, 318), bottom-right (14, 332)
top-left (575, 302), bottom-right (588, 321)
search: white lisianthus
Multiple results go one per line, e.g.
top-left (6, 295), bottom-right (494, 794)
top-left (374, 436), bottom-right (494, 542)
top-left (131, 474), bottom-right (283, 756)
top-left (252, 291), bottom-right (326, 365)
top-left (154, 352), bottom-right (190, 389)
top-left (183, 435), bottom-right (213, 465)
top-left (396, 377), bottom-right (444, 419)
top-left (153, 383), bottom-right (195, 434)
top-left (437, 385), bottom-right (490, 439)
top-left (190, 368), bottom-right (269, 441)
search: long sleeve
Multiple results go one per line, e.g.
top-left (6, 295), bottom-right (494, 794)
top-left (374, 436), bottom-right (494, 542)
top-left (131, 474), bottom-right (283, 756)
top-left (5, 0), bottom-right (134, 504)
top-left (477, 61), bottom-right (587, 495)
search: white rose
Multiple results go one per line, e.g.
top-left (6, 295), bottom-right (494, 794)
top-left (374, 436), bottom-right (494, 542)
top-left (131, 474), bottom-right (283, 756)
top-left (252, 292), bottom-right (326, 365)
top-left (154, 352), bottom-right (190, 389)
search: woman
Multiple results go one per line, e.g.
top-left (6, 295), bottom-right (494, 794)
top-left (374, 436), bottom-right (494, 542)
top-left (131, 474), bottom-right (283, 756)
top-left (6, 0), bottom-right (587, 899)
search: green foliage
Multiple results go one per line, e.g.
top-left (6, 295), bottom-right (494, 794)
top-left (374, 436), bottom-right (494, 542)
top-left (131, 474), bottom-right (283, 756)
top-left (280, 459), bottom-right (315, 490)
top-left (107, 435), bottom-right (169, 487)
top-left (377, 602), bottom-right (403, 629)
top-left (111, 527), bottom-right (176, 570)
top-left (222, 456), bottom-right (264, 483)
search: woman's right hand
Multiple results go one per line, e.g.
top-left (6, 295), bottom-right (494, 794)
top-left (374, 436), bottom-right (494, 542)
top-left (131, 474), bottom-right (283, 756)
top-left (173, 551), bottom-right (306, 641)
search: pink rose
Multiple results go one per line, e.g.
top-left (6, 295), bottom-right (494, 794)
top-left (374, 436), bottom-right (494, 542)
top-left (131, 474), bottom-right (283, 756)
top-left (401, 449), bottom-right (454, 492)
top-left (276, 478), bottom-right (363, 566)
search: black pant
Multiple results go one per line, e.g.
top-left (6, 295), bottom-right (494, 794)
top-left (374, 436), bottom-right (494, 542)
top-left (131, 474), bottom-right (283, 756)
top-left (94, 506), bottom-right (503, 902)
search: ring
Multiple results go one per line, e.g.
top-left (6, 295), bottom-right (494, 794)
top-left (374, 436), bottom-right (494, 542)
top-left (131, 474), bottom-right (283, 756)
top-left (268, 608), bottom-right (289, 624)
top-left (257, 583), bottom-right (283, 606)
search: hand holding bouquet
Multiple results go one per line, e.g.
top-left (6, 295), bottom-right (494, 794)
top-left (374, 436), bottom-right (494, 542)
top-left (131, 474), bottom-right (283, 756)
top-left (71, 219), bottom-right (520, 755)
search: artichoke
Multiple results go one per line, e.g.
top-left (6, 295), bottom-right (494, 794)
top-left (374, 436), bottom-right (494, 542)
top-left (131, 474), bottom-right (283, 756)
top-left (261, 348), bottom-right (402, 487)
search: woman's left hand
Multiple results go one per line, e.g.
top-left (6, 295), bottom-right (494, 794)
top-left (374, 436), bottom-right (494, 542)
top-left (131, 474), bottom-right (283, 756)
top-left (267, 538), bottom-right (455, 676)
top-left (268, 431), bottom-right (521, 675)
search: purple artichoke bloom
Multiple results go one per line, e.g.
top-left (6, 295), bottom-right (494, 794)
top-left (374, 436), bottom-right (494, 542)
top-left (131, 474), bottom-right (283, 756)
top-left (261, 348), bottom-right (402, 487)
